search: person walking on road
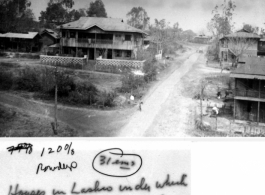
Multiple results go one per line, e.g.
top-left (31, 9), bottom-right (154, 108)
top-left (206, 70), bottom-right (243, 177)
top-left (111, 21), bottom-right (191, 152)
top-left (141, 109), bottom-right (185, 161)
top-left (139, 101), bottom-right (143, 111)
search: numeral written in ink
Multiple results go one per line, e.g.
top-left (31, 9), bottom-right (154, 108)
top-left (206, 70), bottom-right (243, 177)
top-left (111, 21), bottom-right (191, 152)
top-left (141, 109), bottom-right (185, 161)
top-left (100, 155), bottom-right (135, 170)
top-left (41, 142), bottom-right (74, 157)
top-left (7, 143), bottom-right (33, 155)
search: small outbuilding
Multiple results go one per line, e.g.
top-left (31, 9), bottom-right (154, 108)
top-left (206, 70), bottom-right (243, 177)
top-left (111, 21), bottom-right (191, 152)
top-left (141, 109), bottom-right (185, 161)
top-left (0, 32), bottom-right (41, 52)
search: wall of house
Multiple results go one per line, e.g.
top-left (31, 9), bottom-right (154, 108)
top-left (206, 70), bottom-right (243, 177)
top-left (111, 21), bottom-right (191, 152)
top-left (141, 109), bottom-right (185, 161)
top-left (220, 38), bottom-right (259, 61)
top-left (0, 37), bottom-right (40, 52)
top-left (227, 39), bottom-right (258, 56)
top-left (61, 27), bottom-right (144, 60)
top-left (61, 28), bottom-right (143, 51)
top-left (260, 102), bottom-right (265, 123)
top-left (235, 100), bottom-right (258, 122)
top-left (41, 34), bottom-right (55, 46)
top-left (236, 78), bottom-right (261, 91)
top-left (112, 49), bottom-right (132, 59)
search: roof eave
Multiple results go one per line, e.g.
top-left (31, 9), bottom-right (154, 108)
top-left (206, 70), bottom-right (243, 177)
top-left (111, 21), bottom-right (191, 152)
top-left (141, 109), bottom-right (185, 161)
top-left (230, 73), bottom-right (265, 80)
top-left (61, 26), bottom-right (147, 35)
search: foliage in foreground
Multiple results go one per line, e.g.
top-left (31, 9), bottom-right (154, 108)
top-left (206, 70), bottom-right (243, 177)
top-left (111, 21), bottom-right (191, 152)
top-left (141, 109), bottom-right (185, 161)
top-left (0, 67), bottom-right (116, 108)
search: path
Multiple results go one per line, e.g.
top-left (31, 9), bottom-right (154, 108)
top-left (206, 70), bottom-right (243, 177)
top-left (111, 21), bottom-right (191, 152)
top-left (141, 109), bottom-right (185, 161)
top-left (119, 48), bottom-right (203, 137)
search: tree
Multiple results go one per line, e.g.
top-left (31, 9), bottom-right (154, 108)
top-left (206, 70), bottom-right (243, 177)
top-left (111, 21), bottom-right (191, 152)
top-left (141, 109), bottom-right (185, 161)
top-left (126, 7), bottom-right (150, 30)
top-left (39, 0), bottom-right (77, 29)
top-left (49, 0), bottom-right (74, 10)
top-left (172, 22), bottom-right (182, 40)
top-left (227, 36), bottom-right (256, 67)
top-left (149, 19), bottom-right (173, 52)
top-left (0, 0), bottom-right (36, 33)
top-left (67, 8), bottom-right (86, 22)
top-left (207, 0), bottom-right (236, 60)
top-left (16, 8), bottom-right (39, 32)
top-left (86, 0), bottom-right (107, 17)
top-left (180, 30), bottom-right (196, 41)
top-left (243, 24), bottom-right (259, 33)
top-left (207, 0), bottom-right (236, 37)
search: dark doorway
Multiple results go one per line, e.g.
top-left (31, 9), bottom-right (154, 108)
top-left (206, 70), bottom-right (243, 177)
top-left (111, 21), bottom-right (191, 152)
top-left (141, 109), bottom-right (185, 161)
top-left (89, 48), bottom-right (94, 60)
top-left (107, 49), bottom-right (112, 59)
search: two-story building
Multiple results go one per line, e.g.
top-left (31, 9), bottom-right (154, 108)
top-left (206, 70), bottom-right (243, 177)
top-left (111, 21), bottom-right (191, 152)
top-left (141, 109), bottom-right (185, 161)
top-left (219, 29), bottom-right (260, 64)
top-left (230, 57), bottom-right (265, 124)
top-left (59, 17), bottom-right (148, 60)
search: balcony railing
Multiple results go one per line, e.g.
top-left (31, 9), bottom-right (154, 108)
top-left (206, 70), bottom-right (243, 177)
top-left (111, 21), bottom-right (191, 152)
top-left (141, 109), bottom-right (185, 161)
top-left (235, 89), bottom-right (265, 98)
top-left (61, 38), bottom-right (138, 50)
top-left (77, 38), bottom-right (113, 44)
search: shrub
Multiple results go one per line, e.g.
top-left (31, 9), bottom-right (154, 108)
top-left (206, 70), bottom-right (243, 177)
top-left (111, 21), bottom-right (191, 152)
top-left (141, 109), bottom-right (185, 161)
top-left (0, 71), bottom-right (14, 90)
top-left (162, 42), bottom-right (181, 56)
top-left (136, 48), bottom-right (154, 61)
top-left (40, 67), bottom-right (55, 93)
top-left (15, 68), bottom-right (42, 92)
top-left (96, 90), bottom-right (117, 107)
top-left (69, 81), bottom-right (98, 105)
top-left (119, 71), bottom-right (146, 93)
top-left (49, 71), bottom-right (76, 97)
top-left (143, 58), bottom-right (158, 82)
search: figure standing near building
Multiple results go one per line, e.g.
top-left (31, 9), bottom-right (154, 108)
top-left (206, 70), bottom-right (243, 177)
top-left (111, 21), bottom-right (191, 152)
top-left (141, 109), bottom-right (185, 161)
top-left (212, 105), bottom-right (219, 116)
top-left (225, 90), bottom-right (229, 99)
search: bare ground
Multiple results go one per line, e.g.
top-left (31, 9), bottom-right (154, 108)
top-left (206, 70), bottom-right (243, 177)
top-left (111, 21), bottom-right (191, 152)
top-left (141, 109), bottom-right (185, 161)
top-left (1, 44), bottom-right (232, 137)
top-left (0, 103), bottom-right (76, 137)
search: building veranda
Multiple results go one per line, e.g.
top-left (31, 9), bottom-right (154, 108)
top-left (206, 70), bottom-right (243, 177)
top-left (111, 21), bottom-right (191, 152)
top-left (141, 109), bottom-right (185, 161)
top-left (39, 17), bottom-right (148, 70)
top-left (230, 57), bottom-right (265, 124)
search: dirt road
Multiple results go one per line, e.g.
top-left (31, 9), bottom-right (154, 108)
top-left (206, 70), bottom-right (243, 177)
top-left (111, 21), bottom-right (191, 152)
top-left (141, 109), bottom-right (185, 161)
top-left (0, 44), bottom-right (206, 137)
top-left (119, 47), bottom-right (204, 137)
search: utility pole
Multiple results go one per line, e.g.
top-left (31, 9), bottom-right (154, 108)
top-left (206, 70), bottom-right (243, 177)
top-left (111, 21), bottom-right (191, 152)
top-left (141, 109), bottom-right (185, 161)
top-left (52, 66), bottom-right (58, 135)
top-left (200, 82), bottom-right (203, 124)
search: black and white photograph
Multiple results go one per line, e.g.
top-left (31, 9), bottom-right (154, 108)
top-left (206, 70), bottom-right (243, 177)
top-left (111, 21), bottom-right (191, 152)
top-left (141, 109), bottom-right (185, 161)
top-left (1, 0), bottom-right (265, 138)
top-left (2, 1), bottom-right (265, 195)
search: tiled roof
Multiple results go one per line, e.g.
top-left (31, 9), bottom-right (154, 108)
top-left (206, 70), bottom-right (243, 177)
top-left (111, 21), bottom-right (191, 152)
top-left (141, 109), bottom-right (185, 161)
top-left (0, 32), bottom-right (39, 39)
top-left (231, 57), bottom-right (265, 76)
top-left (60, 17), bottom-right (148, 35)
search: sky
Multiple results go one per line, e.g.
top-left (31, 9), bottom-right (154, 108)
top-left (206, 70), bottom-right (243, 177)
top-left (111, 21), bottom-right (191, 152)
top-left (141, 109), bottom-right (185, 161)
top-left (30, 0), bottom-right (265, 34)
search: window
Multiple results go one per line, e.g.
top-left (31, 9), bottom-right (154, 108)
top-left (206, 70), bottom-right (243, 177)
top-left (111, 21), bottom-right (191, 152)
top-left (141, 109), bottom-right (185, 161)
top-left (115, 34), bottom-right (122, 41)
top-left (62, 31), bottom-right (66, 38)
top-left (115, 50), bottom-right (122, 57)
top-left (125, 35), bottom-right (131, 41)
top-left (125, 50), bottom-right (131, 58)
top-left (70, 31), bottom-right (75, 38)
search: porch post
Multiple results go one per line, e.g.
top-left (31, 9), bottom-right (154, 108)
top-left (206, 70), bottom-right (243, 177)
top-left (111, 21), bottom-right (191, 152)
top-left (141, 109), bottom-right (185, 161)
top-left (94, 33), bottom-right (97, 60)
top-left (234, 78), bottom-right (237, 97)
top-left (257, 101), bottom-right (260, 124)
top-left (75, 31), bottom-right (78, 57)
top-left (259, 80), bottom-right (261, 98)
top-left (233, 99), bottom-right (236, 122)
top-left (258, 79), bottom-right (261, 125)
